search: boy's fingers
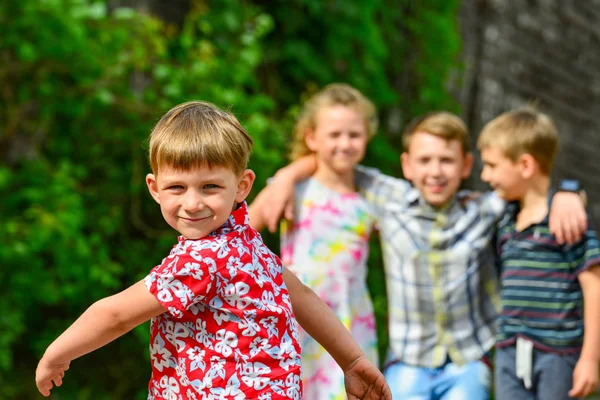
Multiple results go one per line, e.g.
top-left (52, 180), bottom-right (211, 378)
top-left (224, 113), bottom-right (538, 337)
top-left (53, 374), bottom-right (63, 387)
top-left (38, 381), bottom-right (52, 397)
top-left (562, 216), bottom-right (575, 244)
top-left (569, 376), bottom-right (585, 397)
top-left (553, 223), bottom-right (565, 244)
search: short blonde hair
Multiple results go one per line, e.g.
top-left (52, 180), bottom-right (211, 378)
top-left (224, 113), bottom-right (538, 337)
top-left (477, 107), bottom-right (558, 174)
top-left (148, 101), bottom-right (253, 175)
top-left (403, 111), bottom-right (470, 154)
top-left (289, 83), bottom-right (378, 161)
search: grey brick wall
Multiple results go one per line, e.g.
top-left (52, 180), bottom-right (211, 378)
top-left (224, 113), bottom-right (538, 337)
top-left (458, 0), bottom-right (600, 227)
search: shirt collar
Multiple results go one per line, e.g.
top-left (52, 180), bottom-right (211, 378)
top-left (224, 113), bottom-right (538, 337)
top-left (504, 190), bottom-right (554, 223)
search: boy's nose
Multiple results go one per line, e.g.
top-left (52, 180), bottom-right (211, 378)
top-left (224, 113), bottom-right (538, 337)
top-left (481, 167), bottom-right (490, 182)
top-left (429, 161), bottom-right (442, 176)
top-left (183, 192), bottom-right (204, 212)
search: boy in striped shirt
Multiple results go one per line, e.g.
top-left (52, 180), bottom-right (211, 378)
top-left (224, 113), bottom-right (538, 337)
top-left (479, 107), bottom-right (600, 399)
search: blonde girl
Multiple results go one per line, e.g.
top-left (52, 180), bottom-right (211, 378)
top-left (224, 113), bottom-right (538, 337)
top-left (250, 83), bottom-right (380, 400)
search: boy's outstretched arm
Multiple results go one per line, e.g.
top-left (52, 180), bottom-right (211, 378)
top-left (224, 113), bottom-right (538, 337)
top-left (282, 268), bottom-right (391, 400)
top-left (260, 155), bottom-right (317, 232)
top-left (549, 192), bottom-right (588, 244)
top-left (570, 265), bottom-right (600, 397)
top-left (35, 281), bottom-right (165, 397)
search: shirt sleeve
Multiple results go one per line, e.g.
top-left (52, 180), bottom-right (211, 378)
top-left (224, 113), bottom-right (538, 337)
top-left (144, 246), bottom-right (215, 319)
top-left (476, 190), bottom-right (507, 219)
top-left (354, 165), bottom-right (411, 219)
top-left (569, 220), bottom-right (600, 275)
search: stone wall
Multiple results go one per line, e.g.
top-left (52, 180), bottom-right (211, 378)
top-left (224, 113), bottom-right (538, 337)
top-left (458, 0), bottom-right (600, 226)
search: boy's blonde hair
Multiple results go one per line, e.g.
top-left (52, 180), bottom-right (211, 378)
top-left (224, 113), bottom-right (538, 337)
top-left (148, 101), bottom-right (253, 175)
top-left (289, 83), bottom-right (378, 161)
top-left (477, 107), bottom-right (558, 174)
top-left (403, 111), bottom-right (470, 155)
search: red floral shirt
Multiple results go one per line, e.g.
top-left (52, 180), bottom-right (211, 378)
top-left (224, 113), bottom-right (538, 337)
top-left (144, 203), bottom-right (302, 399)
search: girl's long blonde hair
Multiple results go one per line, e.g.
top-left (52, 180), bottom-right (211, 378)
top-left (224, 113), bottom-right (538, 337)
top-left (289, 83), bottom-right (378, 161)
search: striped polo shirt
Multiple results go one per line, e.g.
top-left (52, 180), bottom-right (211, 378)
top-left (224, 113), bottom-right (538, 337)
top-left (496, 200), bottom-right (600, 353)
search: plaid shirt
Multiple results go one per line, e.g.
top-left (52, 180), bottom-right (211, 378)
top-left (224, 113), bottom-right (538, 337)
top-left (356, 166), bottom-right (505, 367)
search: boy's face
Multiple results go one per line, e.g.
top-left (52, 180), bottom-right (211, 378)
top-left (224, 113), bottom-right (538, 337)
top-left (401, 132), bottom-right (473, 207)
top-left (306, 105), bottom-right (368, 174)
top-left (146, 165), bottom-right (255, 239)
top-left (480, 146), bottom-right (526, 201)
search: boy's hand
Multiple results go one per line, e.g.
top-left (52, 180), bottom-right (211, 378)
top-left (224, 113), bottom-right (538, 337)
top-left (344, 356), bottom-right (392, 400)
top-left (569, 358), bottom-right (599, 398)
top-left (36, 357), bottom-right (70, 397)
top-left (262, 176), bottom-right (296, 232)
top-left (549, 192), bottom-right (587, 245)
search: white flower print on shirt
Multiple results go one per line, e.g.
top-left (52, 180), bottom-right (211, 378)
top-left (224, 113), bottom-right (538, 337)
top-left (240, 361), bottom-right (271, 391)
top-left (223, 281), bottom-right (252, 309)
top-left (186, 346), bottom-right (207, 373)
top-left (164, 321), bottom-right (192, 352)
top-left (225, 256), bottom-right (243, 278)
top-left (249, 336), bottom-right (270, 357)
top-left (214, 329), bottom-right (238, 357)
top-left (159, 375), bottom-right (181, 400)
top-left (194, 319), bottom-right (214, 349)
top-left (259, 316), bottom-right (279, 338)
top-left (239, 310), bottom-right (261, 337)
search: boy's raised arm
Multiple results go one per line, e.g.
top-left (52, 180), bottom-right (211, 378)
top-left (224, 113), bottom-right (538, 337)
top-left (282, 267), bottom-right (391, 400)
top-left (35, 281), bottom-right (165, 397)
top-left (259, 155), bottom-right (317, 232)
top-left (570, 265), bottom-right (600, 397)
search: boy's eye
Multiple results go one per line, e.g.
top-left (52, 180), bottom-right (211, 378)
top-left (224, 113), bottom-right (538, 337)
top-left (203, 184), bottom-right (220, 190)
top-left (167, 185), bottom-right (184, 190)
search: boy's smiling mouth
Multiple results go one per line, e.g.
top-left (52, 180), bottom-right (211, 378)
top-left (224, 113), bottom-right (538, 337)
top-left (179, 215), bottom-right (213, 222)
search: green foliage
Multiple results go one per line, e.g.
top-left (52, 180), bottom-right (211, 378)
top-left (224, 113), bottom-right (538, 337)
top-left (1, 0), bottom-right (461, 397)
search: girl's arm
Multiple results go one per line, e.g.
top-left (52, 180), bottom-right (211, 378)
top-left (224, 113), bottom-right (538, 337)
top-left (260, 156), bottom-right (317, 232)
top-left (36, 280), bottom-right (165, 397)
top-left (570, 265), bottom-right (600, 397)
top-left (282, 267), bottom-right (391, 400)
top-left (248, 188), bottom-right (271, 232)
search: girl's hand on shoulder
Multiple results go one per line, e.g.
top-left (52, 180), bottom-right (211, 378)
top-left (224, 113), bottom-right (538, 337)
top-left (36, 357), bottom-right (70, 397)
top-left (569, 358), bottom-right (599, 398)
top-left (344, 356), bottom-right (392, 400)
top-left (263, 175), bottom-right (296, 232)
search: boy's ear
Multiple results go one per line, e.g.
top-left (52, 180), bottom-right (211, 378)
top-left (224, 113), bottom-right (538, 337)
top-left (146, 173), bottom-right (161, 204)
top-left (462, 152), bottom-right (474, 179)
top-left (305, 129), bottom-right (318, 152)
top-left (236, 169), bottom-right (256, 203)
top-left (519, 154), bottom-right (537, 179)
top-left (400, 152), bottom-right (412, 180)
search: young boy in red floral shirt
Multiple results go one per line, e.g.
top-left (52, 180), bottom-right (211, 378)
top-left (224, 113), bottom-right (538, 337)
top-left (35, 101), bottom-right (391, 400)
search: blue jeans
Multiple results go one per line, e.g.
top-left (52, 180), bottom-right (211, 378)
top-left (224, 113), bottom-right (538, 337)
top-left (494, 345), bottom-right (580, 400)
top-left (384, 358), bottom-right (491, 400)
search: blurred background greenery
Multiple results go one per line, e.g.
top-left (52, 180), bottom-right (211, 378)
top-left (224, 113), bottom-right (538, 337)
top-left (0, 0), bottom-right (461, 398)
